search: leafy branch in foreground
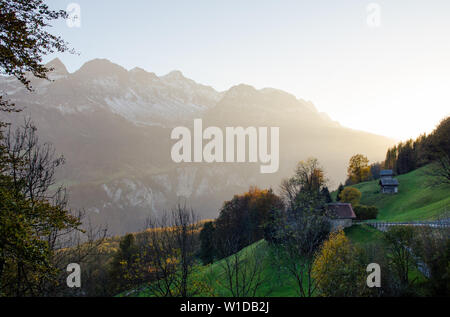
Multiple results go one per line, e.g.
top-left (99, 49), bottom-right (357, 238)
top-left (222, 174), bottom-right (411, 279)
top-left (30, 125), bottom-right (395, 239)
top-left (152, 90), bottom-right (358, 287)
top-left (0, 0), bottom-right (74, 112)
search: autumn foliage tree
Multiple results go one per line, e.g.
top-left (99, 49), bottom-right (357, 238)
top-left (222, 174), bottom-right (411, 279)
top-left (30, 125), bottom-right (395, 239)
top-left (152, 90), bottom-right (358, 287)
top-left (206, 187), bottom-right (283, 260)
top-left (338, 187), bottom-right (362, 206)
top-left (347, 154), bottom-right (371, 184)
top-left (0, 0), bottom-right (101, 297)
top-left (0, 123), bottom-right (81, 296)
top-left (312, 230), bottom-right (367, 297)
top-left (0, 185), bottom-right (79, 296)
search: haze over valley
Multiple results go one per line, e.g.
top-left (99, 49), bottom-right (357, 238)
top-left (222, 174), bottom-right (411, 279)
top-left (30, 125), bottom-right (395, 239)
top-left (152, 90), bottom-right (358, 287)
top-left (0, 58), bottom-right (395, 234)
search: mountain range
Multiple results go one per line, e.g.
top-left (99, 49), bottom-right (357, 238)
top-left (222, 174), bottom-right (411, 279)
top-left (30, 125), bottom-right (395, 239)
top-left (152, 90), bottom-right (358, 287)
top-left (0, 58), bottom-right (395, 234)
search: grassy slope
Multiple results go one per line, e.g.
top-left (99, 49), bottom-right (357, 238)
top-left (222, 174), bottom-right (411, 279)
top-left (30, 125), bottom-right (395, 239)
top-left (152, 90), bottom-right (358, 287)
top-left (198, 240), bottom-right (300, 297)
top-left (132, 240), bottom-right (303, 297)
top-left (344, 225), bottom-right (384, 246)
top-left (341, 165), bottom-right (450, 221)
top-left (131, 224), bottom-right (432, 297)
top-left (132, 227), bottom-right (384, 297)
top-left (196, 225), bottom-right (389, 297)
top-left (130, 166), bottom-right (449, 297)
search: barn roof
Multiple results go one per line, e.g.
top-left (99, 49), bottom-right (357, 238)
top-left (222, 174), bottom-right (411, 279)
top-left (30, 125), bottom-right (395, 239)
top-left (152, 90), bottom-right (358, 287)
top-left (380, 178), bottom-right (399, 186)
top-left (326, 203), bottom-right (356, 219)
top-left (380, 170), bottom-right (394, 176)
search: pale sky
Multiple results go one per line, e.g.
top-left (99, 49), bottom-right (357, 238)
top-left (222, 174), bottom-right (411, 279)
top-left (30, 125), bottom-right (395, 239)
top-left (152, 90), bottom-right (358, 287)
top-left (45, 0), bottom-right (450, 141)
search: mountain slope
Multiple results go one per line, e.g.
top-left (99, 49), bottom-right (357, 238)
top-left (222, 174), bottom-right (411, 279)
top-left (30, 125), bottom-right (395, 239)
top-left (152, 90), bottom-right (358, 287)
top-left (0, 58), bottom-right (395, 234)
top-left (1, 58), bottom-right (221, 126)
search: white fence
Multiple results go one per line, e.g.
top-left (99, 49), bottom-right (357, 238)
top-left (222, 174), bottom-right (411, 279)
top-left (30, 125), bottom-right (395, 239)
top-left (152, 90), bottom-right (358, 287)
top-left (353, 219), bottom-right (450, 231)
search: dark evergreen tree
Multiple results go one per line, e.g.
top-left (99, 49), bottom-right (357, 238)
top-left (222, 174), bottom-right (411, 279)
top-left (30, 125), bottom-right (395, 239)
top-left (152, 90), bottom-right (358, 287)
top-left (321, 186), bottom-right (332, 203)
top-left (396, 140), bottom-right (416, 175)
top-left (382, 116), bottom-right (449, 179)
top-left (370, 162), bottom-right (382, 180)
top-left (336, 184), bottom-right (344, 201)
top-left (109, 234), bottom-right (137, 292)
top-left (199, 222), bottom-right (216, 264)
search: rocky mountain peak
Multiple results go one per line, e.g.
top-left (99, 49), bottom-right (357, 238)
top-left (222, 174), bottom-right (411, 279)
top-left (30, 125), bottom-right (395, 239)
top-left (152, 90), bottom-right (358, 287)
top-left (74, 58), bottom-right (128, 78)
top-left (45, 58), bottom-right (69, 78)
top-left (162, 70), bottom-right (185, 81)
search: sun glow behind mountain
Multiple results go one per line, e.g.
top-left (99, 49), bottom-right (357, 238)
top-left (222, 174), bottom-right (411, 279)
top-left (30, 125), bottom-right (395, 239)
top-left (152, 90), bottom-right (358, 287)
top-left (45, 0), bottom-right (450, 141)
